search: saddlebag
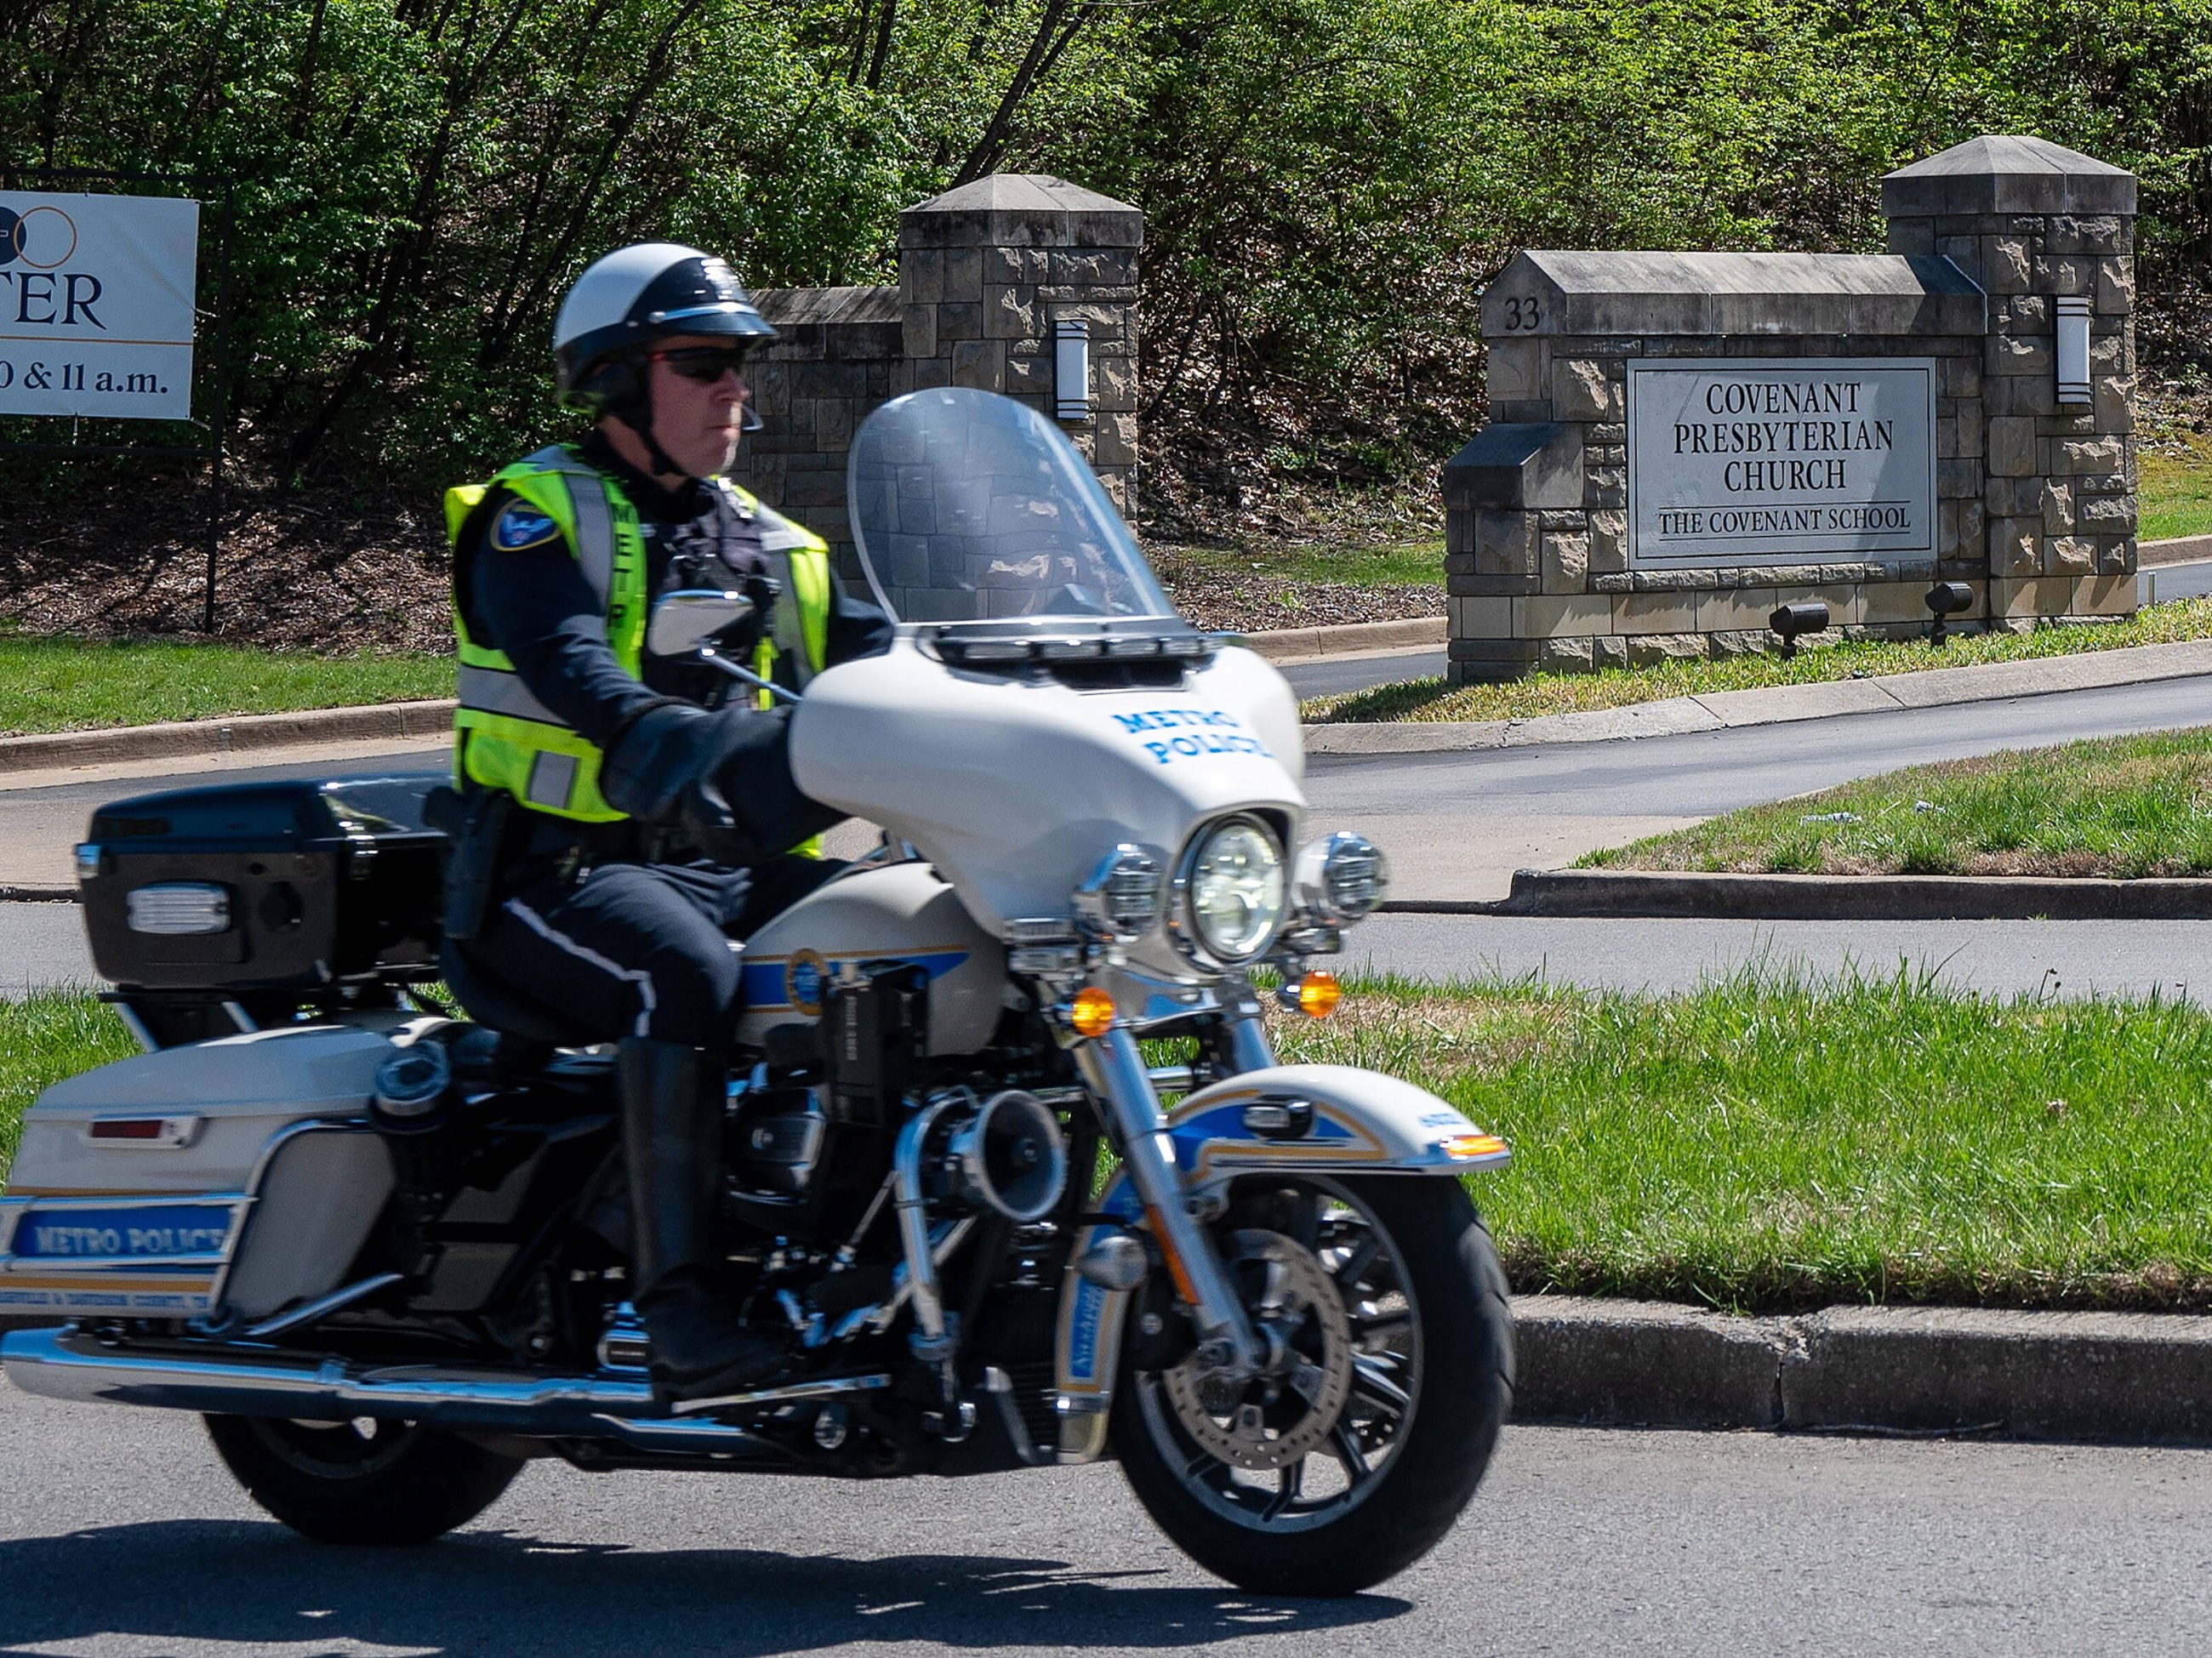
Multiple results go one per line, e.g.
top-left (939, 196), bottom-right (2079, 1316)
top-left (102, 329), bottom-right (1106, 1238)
top-left (0, 1022), bottom-right (412, 1320)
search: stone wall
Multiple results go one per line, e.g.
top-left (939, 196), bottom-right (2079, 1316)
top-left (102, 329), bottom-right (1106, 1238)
top-left (895, 174), bottom-right (1143, 517)
top-left (1445, 135), bottom-right (2138, 683)
top-left (1880, 136), bottom-right (2138, 621)
top-left (741, 284), bottom-right (903, 558)
top-left (728, 174), bottom-right (1143, 566)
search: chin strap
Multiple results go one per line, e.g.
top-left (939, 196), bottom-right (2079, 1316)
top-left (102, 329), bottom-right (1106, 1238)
top-left (624, 407), bottom-right (688, 484)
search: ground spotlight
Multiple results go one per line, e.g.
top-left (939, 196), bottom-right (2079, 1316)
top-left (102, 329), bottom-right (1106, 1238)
top-left (1769, 601), bottom-right (1831, 660)
top-left (1925, 582), bottom-right (1975, 647)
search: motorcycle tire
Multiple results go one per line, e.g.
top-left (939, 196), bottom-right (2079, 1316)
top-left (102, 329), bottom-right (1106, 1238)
top-left (204, 1413), bottom-right (525, 1546)
top-left (1111, 1176), bottom-right (1514, 1597)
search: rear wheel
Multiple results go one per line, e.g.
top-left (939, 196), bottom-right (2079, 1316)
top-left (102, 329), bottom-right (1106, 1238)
top-left (204, 1414), bottom-right (525, 1546)
top-left (1112, 1176), bottom-right (1514, 1596)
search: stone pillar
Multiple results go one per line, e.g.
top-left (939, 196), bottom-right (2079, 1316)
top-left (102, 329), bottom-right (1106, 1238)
top-left (1881, 135), bottom-right (2139, 625)
top-left (897, 174), bottom-right (1143, 513)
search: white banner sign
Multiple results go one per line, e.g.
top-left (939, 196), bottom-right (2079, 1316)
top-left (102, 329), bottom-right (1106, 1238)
top-left (0, 191), bottom-right (198, 421)
top-left (1627, 358), bottom-right (1937, 568)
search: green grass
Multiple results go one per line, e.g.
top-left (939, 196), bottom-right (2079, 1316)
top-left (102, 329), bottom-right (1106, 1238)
top-left (1270, 967), bottom-right (2212, 1312)
top-left (0, 634), bottom-right (453, 737)
top-left (12, 972), bottom-right (2212, 1312)
top-left (0, 992), bottom-right (138, 1177)
top-left (1153, 537), bottom-right (1443, 591)
top-left (1582, 726), bottom-right (2212, 878)
top-left (1306, 595), bottom-right (2212, 725)
top-left (2142, 436), bottom-right (2212, 543)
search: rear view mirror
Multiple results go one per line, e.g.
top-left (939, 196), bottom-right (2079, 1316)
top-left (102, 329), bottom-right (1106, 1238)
top-left (647, 589), bottom-right (755, 658)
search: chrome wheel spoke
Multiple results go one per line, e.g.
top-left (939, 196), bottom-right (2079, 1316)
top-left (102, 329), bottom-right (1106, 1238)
top-left (1329, 1420), bottom-right (1371, 1485)
top-left (1332, 1234), bottom-right (1381, 1289)
top-left (1147, 1182), bottom-right (1422, 1533)
top-left (1350, 1354), bottom-right (1411, 1416)
top-left (1356, 1309), bottom-right (1411, 1345)
top-left (1182, 1444), bottom-right (1227, 1485)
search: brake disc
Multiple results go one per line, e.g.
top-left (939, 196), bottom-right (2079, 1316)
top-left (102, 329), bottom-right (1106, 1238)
top-left (1162, 1228), bottom-right (1354, 1471)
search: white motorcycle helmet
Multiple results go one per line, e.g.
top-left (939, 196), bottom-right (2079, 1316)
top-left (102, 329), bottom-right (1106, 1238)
top-left (553, 242), bottom-right (775, 424)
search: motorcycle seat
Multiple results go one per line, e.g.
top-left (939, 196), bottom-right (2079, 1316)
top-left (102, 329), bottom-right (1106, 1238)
top-left (440, 939), bottom-right (601, 1048)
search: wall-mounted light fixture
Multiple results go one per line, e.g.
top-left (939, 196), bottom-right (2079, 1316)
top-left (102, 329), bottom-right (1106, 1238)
top-left (1054, 318), bottom-right (1092, 423)
top-left (2055, 294), bottom-right (2092, 407)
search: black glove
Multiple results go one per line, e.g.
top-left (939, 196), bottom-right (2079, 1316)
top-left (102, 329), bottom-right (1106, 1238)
top-left (598, 700), bottom-right (729, 827)
top-left (698, 704), bottom-right (849, 863)
top-left (599, 699), bottom-right (844, 863)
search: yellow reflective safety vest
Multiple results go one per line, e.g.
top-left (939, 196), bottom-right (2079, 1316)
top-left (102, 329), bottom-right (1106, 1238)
top-left (446, 444), bottom-right (833, 824)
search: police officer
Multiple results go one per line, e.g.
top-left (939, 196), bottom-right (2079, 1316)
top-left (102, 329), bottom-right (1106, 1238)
top-left (444, 242), bottom-right (891, 1400)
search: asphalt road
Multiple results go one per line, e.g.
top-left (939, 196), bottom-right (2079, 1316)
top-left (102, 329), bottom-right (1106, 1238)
top-left (2144, 556), bottom-right (2212, 605)
top-left (0, 1378), bottom-right (2207, 1657)
top-left (1278, 649), bottom-right (1447, 698)
top-left (1303, 672), bottom-right (2212, 823)
top-left (18, 678), bottom-right (2212, 996)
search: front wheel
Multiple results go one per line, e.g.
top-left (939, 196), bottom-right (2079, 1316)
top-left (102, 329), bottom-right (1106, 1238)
top-left (1112, 1175), bottom-right (1514, 1596)
top-left (204, 1414), bottom-right (525, 1546)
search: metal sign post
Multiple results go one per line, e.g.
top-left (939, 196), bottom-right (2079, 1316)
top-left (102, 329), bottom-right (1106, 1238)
top-left (0, 168), bottom-right (234, 631)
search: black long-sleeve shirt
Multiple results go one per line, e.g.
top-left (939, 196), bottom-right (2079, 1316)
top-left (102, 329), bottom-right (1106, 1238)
top-left (464, 430), bottom-right (891, 751)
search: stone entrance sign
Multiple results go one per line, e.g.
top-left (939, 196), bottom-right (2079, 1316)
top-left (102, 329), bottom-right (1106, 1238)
top-left (1628, 358), bottom-right (1937, 567)
top-left (1445, 134), bottom-right (2138, 682)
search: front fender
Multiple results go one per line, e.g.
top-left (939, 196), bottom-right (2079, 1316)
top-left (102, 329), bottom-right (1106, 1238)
top-left (1167, 1063), bottom-right (1510, 1181)
top-left (1049, 1065), bottom-right (1508, 1462)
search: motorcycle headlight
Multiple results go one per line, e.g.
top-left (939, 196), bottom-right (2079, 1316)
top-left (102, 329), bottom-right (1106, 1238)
top-left (1074, 843), bottom-right (1167, 943)
top-left (1297, 830), bottom-right (1391, 923)
top-left (1177, 817), bottom-right (1287, 966)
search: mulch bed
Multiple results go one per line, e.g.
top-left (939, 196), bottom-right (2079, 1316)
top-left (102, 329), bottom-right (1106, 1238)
top-left (0, 477), bottom-right (1437, 647)
top-left (1147, 557), bottom-right (1440, 634)
top-left (0, 474), bottom-right (452, 653)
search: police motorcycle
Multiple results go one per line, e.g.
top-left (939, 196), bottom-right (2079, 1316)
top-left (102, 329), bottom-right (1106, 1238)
top-left (0, 388), bottom-right (1514, 1597)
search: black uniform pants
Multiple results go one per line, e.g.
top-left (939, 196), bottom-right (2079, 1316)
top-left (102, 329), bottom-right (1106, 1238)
top-left (478, 853), bottom-right (842, 1050)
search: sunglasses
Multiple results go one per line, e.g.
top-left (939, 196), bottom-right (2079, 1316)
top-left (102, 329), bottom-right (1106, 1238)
top-left (645, 347), bottom-right (752, 385)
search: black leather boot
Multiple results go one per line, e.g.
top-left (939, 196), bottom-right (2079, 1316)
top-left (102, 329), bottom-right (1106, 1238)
top-left (618, 1037), bottom-right (789, 1401)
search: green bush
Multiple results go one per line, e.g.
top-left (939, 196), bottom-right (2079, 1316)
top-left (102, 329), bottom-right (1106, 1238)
top-left (2, 0), bottom-right (2204, 502)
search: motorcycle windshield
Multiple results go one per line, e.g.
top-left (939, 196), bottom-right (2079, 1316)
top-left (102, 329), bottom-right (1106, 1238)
top-left (847, 387), bottom-right (1175, 624)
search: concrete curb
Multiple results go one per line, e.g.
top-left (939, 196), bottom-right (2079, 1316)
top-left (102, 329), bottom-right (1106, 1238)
top-left (0, 700), bottom-right (456, 777)
top-left (1308, 635), bottom-right (2212, 756)
top-left (1243, 615), bottom-right (1445, 663)
top-left (11, 1294), bottom-right (2211, 1442)
top-left (1471, 867), bottom-right (2212, 920)
top-left (2141, 533), bottom-right (2212, 567)
top-left (1512, 1296), bottom-right (2212, 1444)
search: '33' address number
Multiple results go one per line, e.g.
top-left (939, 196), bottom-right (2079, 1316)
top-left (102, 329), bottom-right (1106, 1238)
top-left (1498, 294), bottom-right (1542, 331)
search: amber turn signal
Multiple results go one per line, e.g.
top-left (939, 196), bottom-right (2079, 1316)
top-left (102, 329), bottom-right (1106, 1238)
top-left (1442, 1132), bottom-right (1508, 1160)
top-left (1295, 971), bottom-right (1342, 1019)
top-left (1069, 985), bottom-right (1117, 1038)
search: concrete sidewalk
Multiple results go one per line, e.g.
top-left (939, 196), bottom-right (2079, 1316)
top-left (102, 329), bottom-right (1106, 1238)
top-left (1309, 635), bottom-right (2212, 755)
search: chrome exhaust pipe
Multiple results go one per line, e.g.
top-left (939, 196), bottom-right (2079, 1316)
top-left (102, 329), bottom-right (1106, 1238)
top-left (0, 1326), bottom-right (881, 1444)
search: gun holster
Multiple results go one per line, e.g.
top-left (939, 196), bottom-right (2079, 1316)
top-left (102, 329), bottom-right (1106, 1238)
top-left (425, 785), bottom-right (514, 943)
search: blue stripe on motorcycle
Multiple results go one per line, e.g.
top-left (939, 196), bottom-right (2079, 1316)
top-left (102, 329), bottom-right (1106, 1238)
top-left (740, 949), bottom-right (969, 1012)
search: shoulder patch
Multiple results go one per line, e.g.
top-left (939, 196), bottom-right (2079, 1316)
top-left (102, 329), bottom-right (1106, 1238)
top-left (491, 500), bottom-right (562, 552)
